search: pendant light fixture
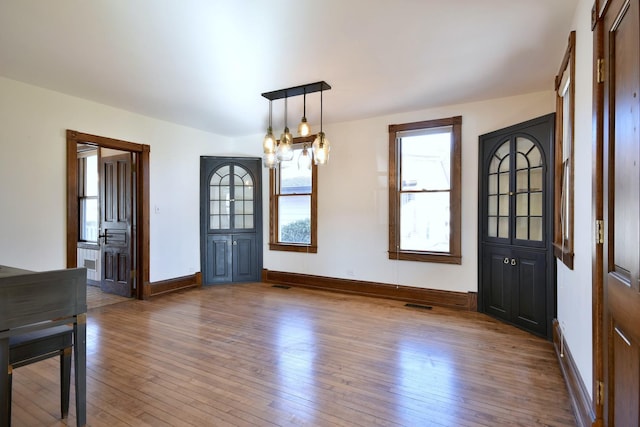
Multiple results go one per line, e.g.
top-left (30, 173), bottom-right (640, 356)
top-left (276, 95), bottom-right (294, 162)
top-left (263, 100), bottom-right (276, 155)
top-left (298, 90), bottom-right (311, 137)
top-left (261, 81), bottom-right (331, 168)
top-left (312, 88), bottom-right (330, 165)
top-left (298, 143), bottom-right (312, 170)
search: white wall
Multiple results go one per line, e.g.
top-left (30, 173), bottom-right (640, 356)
top-left (0, 76), bottom-right (236, 282)
top-left (237, 91), bottom-right (555, 292)
top-left (557, 0), bottom-right (594, 398)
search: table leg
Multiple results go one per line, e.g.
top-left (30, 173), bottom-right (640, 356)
top-left (1, 337), bottom-right (9, 427)
top-left (74, 315), bottom-right (86, 427)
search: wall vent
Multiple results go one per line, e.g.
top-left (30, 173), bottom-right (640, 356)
top-left (83, 259), bottom-right (97, 271)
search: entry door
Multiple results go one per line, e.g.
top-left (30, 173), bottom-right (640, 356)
top-left (602, 0), bottom-right (640, 423)
top-left (100, 152), bottom-right (133, 297)
top-left (200, 157), bottom-right (262, 284)
top-left (478, 114), bottom-right (555, 338)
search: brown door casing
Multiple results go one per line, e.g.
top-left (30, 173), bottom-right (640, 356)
top-left (598, 0), bottom-right (640, 425)
top-left (66, 130), bottom-right (150, 299)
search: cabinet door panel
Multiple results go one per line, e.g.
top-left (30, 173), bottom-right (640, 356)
top-left (482, 245), bottom-right (512, 317)
top-left (512, 249), bottom-right (546, 335)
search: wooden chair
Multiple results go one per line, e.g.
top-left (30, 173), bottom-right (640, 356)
top-left (8, 325), bottom-right (74, 421)
top-left (0, 266), bottom-right (87, 427)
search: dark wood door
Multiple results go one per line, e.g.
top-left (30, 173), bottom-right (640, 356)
top-left (200, 157), bottom-right (262, 284)
top-left (478, 114), bottom-right (555, 338)
top-left (602, 0), bottom-right (640, 424)
top-left (100, 153), bottom-right (132, 297)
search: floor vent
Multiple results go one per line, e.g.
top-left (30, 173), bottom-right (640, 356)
top-left (272, 285), bottom-right (291, 289)
top-left (405, 303), bottom-right (433, 310)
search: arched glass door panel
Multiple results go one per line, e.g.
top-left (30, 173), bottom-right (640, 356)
top-left (514, 137), bottom-right (544, 241)
top-left (209, 164), bottom-right (255, 231)
top-left (487, 140), bottom-right (510, 238)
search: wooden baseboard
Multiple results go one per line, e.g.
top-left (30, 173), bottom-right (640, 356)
top-left (553, 319), bottom-right (595, 427)
top-left (262, 269), bottom-right (477, 310)
top-left (145, 272), bottom-right (201, 298)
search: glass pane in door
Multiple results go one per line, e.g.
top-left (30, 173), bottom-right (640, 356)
top-left (232, 166), bottom-right (254, 230)
top-left (487, 141), bottom-right (510, 238)
top-left (210, 166), bottom-right (231, 230)
top-left (514, 137), bottom-right (544, 242)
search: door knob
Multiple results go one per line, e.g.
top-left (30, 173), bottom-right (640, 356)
top-left (511, 258), bottom-right (517, 266)
top-left (503, 257), bottom-right (509, 264)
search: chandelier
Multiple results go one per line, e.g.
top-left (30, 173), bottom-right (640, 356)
top-left (261, 81), bottom-right (331, 168)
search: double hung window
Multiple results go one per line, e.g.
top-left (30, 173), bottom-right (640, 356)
top-left (389, 116), bottom-right (462, 264)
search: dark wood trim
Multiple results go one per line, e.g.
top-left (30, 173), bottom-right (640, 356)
top-left (262, 269), bottom-right (477, 310)
top-left (553, 31), bottom-right (576, 271)
top-left (553, 320), bottom-right (596, 427)
top-left (66, 130), bottom-right (150, 300)
top-left (387, 116), bottom-right (462, 264)
top-left (145, 273), bottom-right (201, 297)
top-left (268, 136), bottom-right (318, 252)
top-left (592, 5), bottom-right (605, 425)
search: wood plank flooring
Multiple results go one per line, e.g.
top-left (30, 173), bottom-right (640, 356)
top-left (10, 283), bottom-right (576, 426)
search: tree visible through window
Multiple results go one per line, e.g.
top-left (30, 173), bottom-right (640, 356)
top-left (269, 137), bottom-right (317, 252)
top-left (389, 116), bottom-right (462, 264)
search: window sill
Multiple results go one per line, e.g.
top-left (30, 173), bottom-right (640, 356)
top-left (553, 243), bottom-right (574, 269)
top-left (77, 242), bottom-right (99, 250)
top-left (270, 243), bottom-right (317, 253)
top-left (388, 250), bottom-right (461, 265)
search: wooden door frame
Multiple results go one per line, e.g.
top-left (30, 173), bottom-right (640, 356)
top-left (66, 130), bottom-right (150, 300)
top-left (592, 1), bottom-right (604, 424)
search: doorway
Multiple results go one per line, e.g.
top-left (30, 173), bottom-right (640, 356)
top-left (200, 157), bottom-right (262, 284)
top-left (477, 114), bottom-right (556, 339)
top-left (66, 130), bottom-right (150, 300)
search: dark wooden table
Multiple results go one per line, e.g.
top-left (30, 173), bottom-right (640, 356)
top-left (0, 265), bottom-right (87, 426)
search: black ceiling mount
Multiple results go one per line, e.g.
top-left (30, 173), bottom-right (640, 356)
top-left (261, 81), bottom-right (331, 101)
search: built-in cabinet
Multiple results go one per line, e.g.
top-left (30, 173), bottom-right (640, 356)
top-left (478, 114), bottom-right (555, 339)
top-left (200, 157), bottom-right (262, 284)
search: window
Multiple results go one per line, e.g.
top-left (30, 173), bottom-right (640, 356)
top-left (553, 31), bottom-right (575, 269)
top-left (269, 136), bottom-right (317, 252)
top-left (389, 116), bottom-right (462, 264)
top-left (78, 150), bottom-right (98, 242)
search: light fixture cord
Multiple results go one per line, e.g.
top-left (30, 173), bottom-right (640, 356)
top-left (320, 89), bottom-right (323, 133)
top-left (269, 100), bottom-right (272, 128)
top-left (303, 90), bottom-right (306, 117)
top-left (284, 94), bottom-right (288, 129)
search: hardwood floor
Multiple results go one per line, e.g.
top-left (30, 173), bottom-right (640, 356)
top-left (11, 283), bottom-right (576, 426)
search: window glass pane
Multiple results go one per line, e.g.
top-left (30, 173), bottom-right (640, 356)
top-left (400, 131), bottom-right (451, 191)
top-left (498, 217), bottom-right (509, 238)
top-left (498, 194), bottom-right (509, 216)
top-left (280, 149), bottom-right (312, 195)
top-left (80, 198), bottom-right (98, 241)
top-left (488, 174), bottom-right (498, 194)
top-left (85, 155), bottom-right (98, 197)
top-left (498, 172), bottom-right (509, 194)
top-left (488, 217), bottom-right (497, 237)
top-left (516, 193), bottom-right (528, 216)
top-left (530, 167), bottom-right (543, 191)
top-left (278, 195), bottom-right (311, 244)
top-left (488, 195), bottom-right (498, 216)
top-left (530, 217), bottom-right (543, 241)
top-left (516, 217), bottom-right (528, 240)
top-left (400, 192), bottom-right (450, 252)
top-left (530, 192), bottom-right (543, 216)
top-left (210, 215), bottom-right (219, 230)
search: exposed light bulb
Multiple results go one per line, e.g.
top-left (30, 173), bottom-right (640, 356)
top-left (298, 117), bottom-right (310, 137)
top-left (298, 144), bottom-right (312, 170)
top-left (263, 127), bottom-right (276, 154)
top-left (276, 128), bottom-right (294, 161)
top-left (263, 152), bottom-right (278, 168)
top-left (312, 132), bottom-right (330, 165)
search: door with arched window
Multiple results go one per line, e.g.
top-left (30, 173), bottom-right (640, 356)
top-left (200, 157), bottom-right (262, 284)
top-left (478, 114), bottom-right (555, 339)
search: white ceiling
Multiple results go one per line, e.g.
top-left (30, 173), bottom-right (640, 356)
top-left (0, 0), bottom-right (579, 138)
